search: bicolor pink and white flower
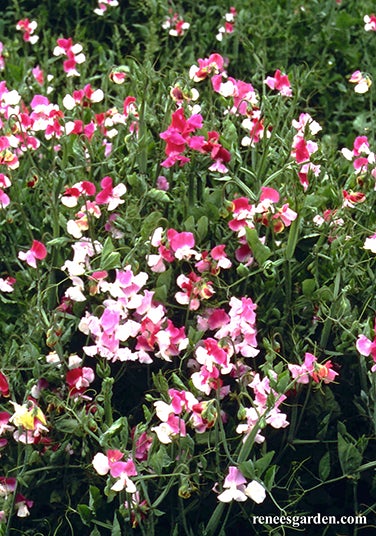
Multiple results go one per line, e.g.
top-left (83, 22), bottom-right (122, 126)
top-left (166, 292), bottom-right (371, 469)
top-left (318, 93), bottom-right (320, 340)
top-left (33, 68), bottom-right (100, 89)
top-left (364, 14), bottom-right (376, 32)
top-left (264, 69), bottom-right (292, 97)
top-left (18, 240), bottom-right (47, 268)
top-left (16, 19), bottom-right (39, 44)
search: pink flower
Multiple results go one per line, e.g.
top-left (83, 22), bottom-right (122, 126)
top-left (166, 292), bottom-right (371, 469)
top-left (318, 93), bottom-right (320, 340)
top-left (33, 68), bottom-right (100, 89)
top-left (189, 53), bottom-right (224, 82)
top-left (216, 7), bottom-right (237, 41)
top-left (349, 70), bottom-right (372, 93)
top-left (289, 352), bottom-right (338, 384)
top-left (94, 0), bottom-right (119, 16)
top-left (53, 38), bottom-right (86, 77)
top-left (18, 240), bottom-right (47, 268)
top-left (162, 12), bottom-right (190, 36)
top-left (16, 19), bottom-right (39, 44)
top-left (95, 176), bottom-right (127, 210)
top-left (217, 466), bottom-right (247, 502)
top-left (264, 69), bottom-right (292, 97)
top-left (0, 372), bottom-right (10, 397)
top-left (356, 321), bottom-right (376, 371)
top-left (92, 450), bottom-right (137, 493)
top-left (66, 367), bottom-right (95, 398)
top-left (15, 494), bottom-right (33, 517)
top-left (0, 276), bottom-right (15, 293)
top-left (364, 14), bottom-right (376, 31)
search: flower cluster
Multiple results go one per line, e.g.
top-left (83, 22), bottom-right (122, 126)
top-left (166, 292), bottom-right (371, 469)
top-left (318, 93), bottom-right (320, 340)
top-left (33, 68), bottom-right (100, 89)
top-left (291, 112), bottom-right (322, 190)
top-left (162, 12), bottom-right (190, 37)
top-left (288, 352), bottom-right (338, 385)
top-left (94, 0), bottom-right (119, 16)
top-left (16, 19), bottom-right (39, 44)
top-left (53, 38), bottom-right (86, 77)
top-left (216, 7), bottom-right (237, 41)
top-left (159, 107), bottom-right (231, 172)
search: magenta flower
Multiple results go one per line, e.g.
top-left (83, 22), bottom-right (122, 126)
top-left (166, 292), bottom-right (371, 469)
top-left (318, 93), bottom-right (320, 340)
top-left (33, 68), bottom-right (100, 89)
top-left (18, 240), bottom-right (47, 268)
top-left (264, 69), bottom-right (292, 96)
top-left (66, 367), bottom-right (95, 399)
top-left (0, 372), bottom-right (9, 397)
top-left (53, 38), bottom-right (86, 77)
top-left (95, 176), bottom-right (127, 210)
top-left (189, 53), bottom-right (224, 82)
top-left (16, 19), bottom-right (39, 44)
top-left (356, 321), bottom-right (376, 371)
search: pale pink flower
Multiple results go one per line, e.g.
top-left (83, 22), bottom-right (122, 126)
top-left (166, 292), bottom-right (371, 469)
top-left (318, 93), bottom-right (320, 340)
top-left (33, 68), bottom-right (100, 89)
top-left (349, 70), bottom-right (372, 93)
top-left (217, 466), bottom-right (247, 502)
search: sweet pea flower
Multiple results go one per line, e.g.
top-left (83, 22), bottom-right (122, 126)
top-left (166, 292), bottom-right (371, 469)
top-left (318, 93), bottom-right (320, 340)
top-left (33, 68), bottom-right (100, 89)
top-left (245, 480), bottom-right (266, 503)
top-left (356, 320), bottom-right (376, 371)
top-left (349, 71), bottom-right (372, 93)
top-left (364, 14), bottom-right (376, 31)
top-left (18, 240), bottom-right (47, 268)
top-left (264, 69), bottom-right (292, 96)
top-left (0, 276), bottom-right (15, 293)
top-left (94, 0), bottom-right (119, 16)
top-left (0, 372), bottom-right (9, 397)
top-left (364, 233), bottom-right (376, 253)
top-left (16, 19), bottom-right (39, 44)
top-left (217, 466), bottom-right (247, 502)
top-left (15, 494), bottom-right (33, 517)
top-left (162, 12), bottom-right (190, 36)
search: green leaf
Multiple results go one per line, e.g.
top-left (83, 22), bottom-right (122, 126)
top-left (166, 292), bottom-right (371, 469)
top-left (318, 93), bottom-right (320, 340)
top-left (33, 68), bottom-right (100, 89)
top-left (302, 278), bottom-right (316, 297)
top-left (197, 215), bottom-right (208, 241)
top-left (100, 237), bottom-right (121, 270)
top-left (99, 417), bottom-right (128, 447)
top-left (77, 504), bottom-right (92, 526)
top-left (111, 512), bottom-right (122, 536)
top-left (245, 227), bottom-right (272, 266)
top-left (149, 445), bottom-right (172, 474)
top-left (239, 459), bottom-right (255, 480)
top-left (89, 485), bottom-right (102, 513)
top-left (337, 433), bottom-right (363, 476)
top-left (254, 451), bottom-right (275, 477)
top-left (319, 451), bottom-right (331, 481)
top-left (90, 528), bottom-right (101, 536)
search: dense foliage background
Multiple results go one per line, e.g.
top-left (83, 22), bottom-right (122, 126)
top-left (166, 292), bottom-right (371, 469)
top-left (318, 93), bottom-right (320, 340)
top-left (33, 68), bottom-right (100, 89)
top-left (0, 1), bottom-right (376, 535)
